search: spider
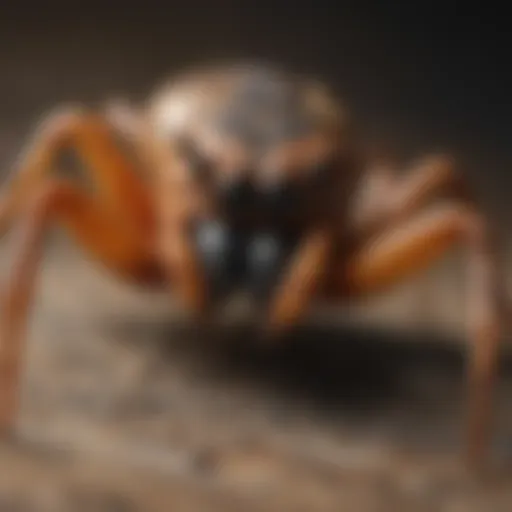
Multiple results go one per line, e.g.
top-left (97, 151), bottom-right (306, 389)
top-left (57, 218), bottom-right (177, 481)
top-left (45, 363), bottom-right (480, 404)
top-left (0, 61), bottom-right (507, 471)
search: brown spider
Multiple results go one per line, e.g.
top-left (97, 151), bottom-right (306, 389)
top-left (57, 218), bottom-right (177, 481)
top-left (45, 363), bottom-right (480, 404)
top-left (0, 62), bottom-right (507, 471)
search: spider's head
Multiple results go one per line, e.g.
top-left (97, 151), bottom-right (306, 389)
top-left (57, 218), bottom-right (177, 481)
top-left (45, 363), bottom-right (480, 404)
top-left (149, 62), bottom-right (353, 226)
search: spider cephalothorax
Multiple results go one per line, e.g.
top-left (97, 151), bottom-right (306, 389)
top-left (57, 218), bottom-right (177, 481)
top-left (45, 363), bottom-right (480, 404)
top-left (148, 63), bottom-right (357, 228)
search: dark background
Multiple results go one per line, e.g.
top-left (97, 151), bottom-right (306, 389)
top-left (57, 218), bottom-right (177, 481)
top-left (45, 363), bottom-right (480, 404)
top-left (0, 2), bottom-right (510, 221)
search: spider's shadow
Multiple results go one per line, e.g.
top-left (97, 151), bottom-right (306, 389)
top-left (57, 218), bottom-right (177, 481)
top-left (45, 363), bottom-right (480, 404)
top-left (111, 316), bottom-right (468, 417)
top-left (205, 323), bottom-right (465, 413)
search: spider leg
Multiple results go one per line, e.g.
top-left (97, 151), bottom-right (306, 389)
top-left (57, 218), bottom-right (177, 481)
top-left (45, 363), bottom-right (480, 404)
top-left (0, 107), bottom-right (207, 311)
top-left (104, 100), bottom-right (208, 313)
top-left (324, 202), bottom-right (504, 471)
top-left (265, 229), bottom-right (332, 331)
top-left (0, 107), bottom-right (201, 436)
top-left (353, 154), bottom-right (474, 238)
top-left (264, 155), bottom-right (473, 333)
top-left (0, 108), bottom-right (153, 238)
top-left (330, 154), bottom-right (506, 470)
top-left (0, 179), bottom-right (156, 434)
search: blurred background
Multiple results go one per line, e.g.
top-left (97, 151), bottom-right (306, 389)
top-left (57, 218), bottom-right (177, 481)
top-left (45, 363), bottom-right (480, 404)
top-left (0, 2), bottom-right (512, 511)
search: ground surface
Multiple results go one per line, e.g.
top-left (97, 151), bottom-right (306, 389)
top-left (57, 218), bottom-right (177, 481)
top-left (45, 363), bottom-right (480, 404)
top-left (0, 246), bottom-right (512, 511)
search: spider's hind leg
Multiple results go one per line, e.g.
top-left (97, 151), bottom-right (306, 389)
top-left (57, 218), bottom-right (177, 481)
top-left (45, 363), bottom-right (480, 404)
top-left (326, 160), bottom-right (506, 470)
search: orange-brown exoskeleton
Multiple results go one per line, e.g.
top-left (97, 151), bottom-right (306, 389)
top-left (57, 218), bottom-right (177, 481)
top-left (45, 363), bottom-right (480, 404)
top-left (0, 62), bottom-right (508, 470)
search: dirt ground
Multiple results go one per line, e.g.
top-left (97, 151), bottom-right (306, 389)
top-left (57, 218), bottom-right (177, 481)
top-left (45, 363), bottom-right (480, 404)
top-left (0, 246), bottom-right (511, 511)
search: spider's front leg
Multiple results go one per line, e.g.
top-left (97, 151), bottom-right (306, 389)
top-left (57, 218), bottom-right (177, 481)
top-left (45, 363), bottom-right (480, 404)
top-left (264, 228), bottom-right (333, 332)
top-left (0, 108), bottom-right (167, 435)
top-left (323, 155), bottom-right (507, 470)
top-left (105, 100), bottom-right (209, 314)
